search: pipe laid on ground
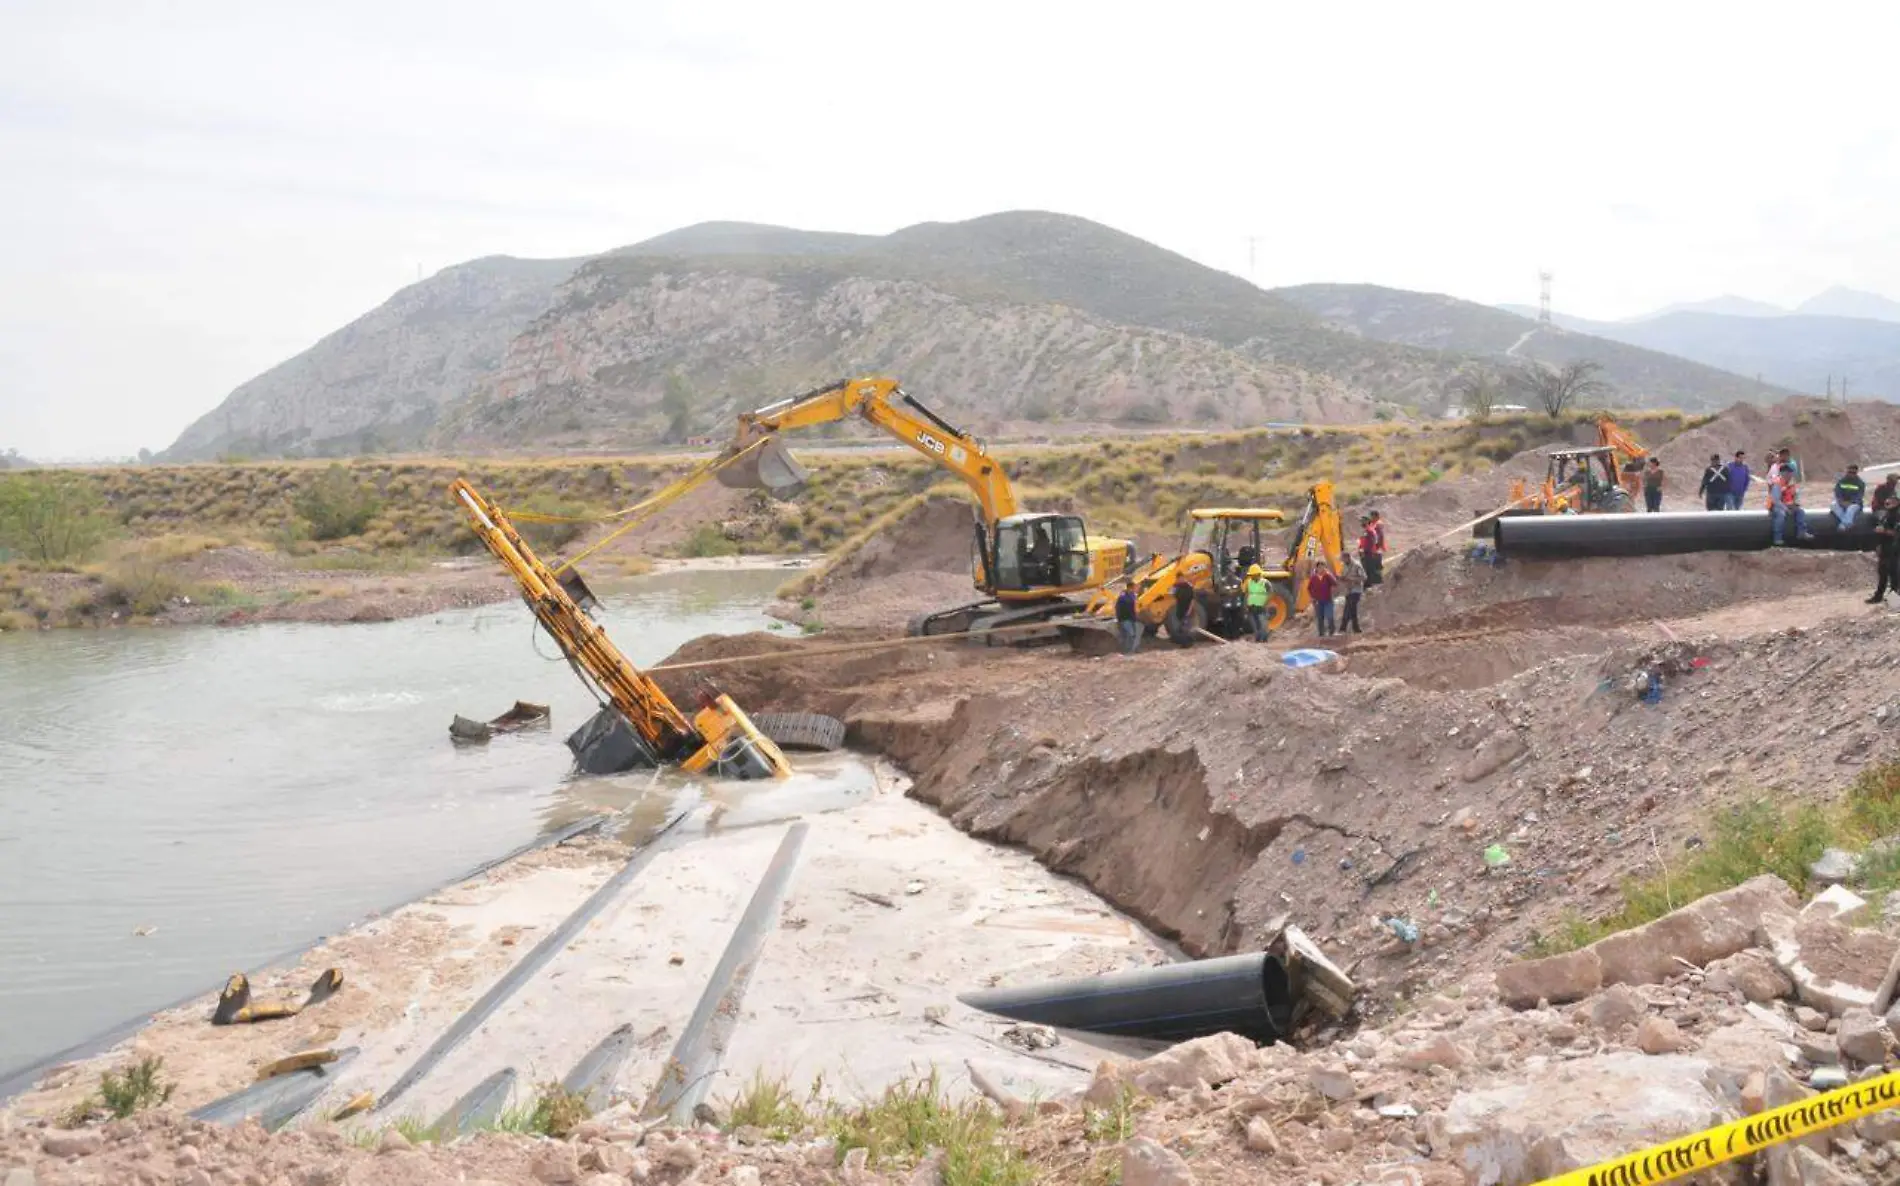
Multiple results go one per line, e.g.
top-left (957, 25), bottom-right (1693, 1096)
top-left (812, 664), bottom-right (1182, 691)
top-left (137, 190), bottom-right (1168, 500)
top-left (428, 1067), bottom-right (517, 1139)
top-left (1492, 509), bottom-right (1879, 559)
top-left (191, 1048), bottom-right (359, 1131)
top-left (958, 952), bottom-right (1295, 1045)
top-left (375, 808), bottom-right (691, 1112)
top-left (642, 822), bottom-right (809, 1125)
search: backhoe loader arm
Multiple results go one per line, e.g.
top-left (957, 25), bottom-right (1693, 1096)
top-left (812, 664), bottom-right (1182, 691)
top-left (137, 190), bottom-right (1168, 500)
top-left (734, 377), bottom-right (1021, 524)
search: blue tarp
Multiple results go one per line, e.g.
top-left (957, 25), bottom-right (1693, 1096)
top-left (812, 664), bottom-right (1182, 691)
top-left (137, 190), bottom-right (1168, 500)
top-left (1281, 648), bottom-right (1339, 668)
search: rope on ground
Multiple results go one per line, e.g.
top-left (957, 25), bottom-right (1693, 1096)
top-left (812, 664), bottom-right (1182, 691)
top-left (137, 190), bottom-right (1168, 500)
top-left (1533, 1067), bottom-right (1900, 1186)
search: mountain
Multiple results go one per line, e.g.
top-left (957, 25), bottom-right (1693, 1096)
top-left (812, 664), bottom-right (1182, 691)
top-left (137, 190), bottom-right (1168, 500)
top-left (1520, 307), bottom-right (1900, 398)
top-left (1628, 295), bottom-right (1786, 321)
top-left (1795, 286), bottom-right (1900, 324)
top-left (162, 256), bottom-right (579, 460)
top-left (1274, 284), bottom-right (1787, 410)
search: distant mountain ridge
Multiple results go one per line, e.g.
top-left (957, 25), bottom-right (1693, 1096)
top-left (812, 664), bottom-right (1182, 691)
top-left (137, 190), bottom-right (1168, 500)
top-left (163, 212), bottom-right (1808, 460)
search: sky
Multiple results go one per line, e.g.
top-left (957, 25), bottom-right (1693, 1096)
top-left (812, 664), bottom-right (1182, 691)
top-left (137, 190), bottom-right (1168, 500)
top-left (4, 1), bottom-right (1900, 458)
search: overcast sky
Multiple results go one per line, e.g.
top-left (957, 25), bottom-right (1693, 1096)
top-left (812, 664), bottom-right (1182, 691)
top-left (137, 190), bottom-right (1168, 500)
top-left (4, 1), bottom-right (1899, 457)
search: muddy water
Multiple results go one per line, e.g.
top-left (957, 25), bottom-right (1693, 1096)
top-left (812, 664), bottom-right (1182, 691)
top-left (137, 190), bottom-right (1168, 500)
top-left (0, 569), bottom-right (795, 1077)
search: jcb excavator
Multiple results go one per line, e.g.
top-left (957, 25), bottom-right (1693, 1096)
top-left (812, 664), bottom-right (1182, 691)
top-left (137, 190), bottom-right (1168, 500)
top-left (453, 479), bottom-right (795, 779)
top-left (1061, 482), bottom-right (1346, 650)
top-left (718, 377), bottom-right (1137, 639)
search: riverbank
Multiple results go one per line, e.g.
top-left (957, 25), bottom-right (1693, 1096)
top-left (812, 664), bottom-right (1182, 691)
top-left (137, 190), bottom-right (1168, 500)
top-left (0, 547), bottom-right (817, 632)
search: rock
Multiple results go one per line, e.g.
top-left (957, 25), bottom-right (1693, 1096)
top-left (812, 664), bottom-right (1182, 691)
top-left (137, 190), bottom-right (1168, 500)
top-left (1586, 984), bottom-right (1647, 1033)
top-left (1810, 849), bottom-right (1862, 886)
top-left (1795, 1031), bottom-right (1841, 1065)
top-left (1495, 948), bottom-right (1602, 1008)
top-left (42, 1130), bottom-right (103, 1158)
top-left (903, 1150), bottom-right (944, 1186)
top-left (3, 1172), bottom-right (34, 1186)
top-left (1741, 1071), bottom-right (1767, 1113)
top-left (1083, 1060), bottom-right (1128, 1107)
top-left (1705, 949), bottom-right (1795, 1003)
top-left (1121, 1137), bottom-right (1197, 1186)
top-left (1772, 1145), bottom-right (1866, 1186)
top-left (1592, 875), bottom-right (1799, 989)
top-left (181, 1170), bottom-right (213, 1186)
top-left (1243, 1116), bottom-right (1280, 1154)
top-left (176, 1144), bottom-right (203, 1167)
top-left (1811, 1066), bottom-right (1851, 1090)
top-left (376, 1129), bottom-right (411, 1155)
top-left (1636, 1016), bottom-right (1689, 1054)
top-left (1128, 1033), bottom-right (1256, 1096)
top-left (580, 1146), bottom-right (638, 1177)
top-left (1806, 885), bottom-right (1871, 925)
top-left (531, 1147), bottom-right (582, 1184)
top-left (1442, 1053), bottom-right (1726, 1184)
top-left (1798, 1006), bottom-right (1830, 1031)
top-left (1839, 1010), bottom-right (1891, 1066)
top-left (1857, 1109), bottom-right (1900, 1143)
top-left (658, 1138), bottom-right (700, 1172)
top-left (1766, 914), bottom-right (1890, 1017)
top-left (1398, 1035), bottom-right (1468, 1070)
top-left (1307, 1063), bottom-right (1357, 1102)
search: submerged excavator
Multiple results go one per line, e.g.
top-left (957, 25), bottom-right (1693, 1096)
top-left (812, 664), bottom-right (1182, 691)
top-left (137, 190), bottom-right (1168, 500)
top-left (1060, 482), bottom-right (1346, 651)
top-left (718, 376), bottom-right (1137, 640)
top-left (453, 479), bottom-right (799, 779)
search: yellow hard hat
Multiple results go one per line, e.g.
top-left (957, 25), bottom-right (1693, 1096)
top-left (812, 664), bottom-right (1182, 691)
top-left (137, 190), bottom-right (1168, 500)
top-left (1247, 564), bottom-right (1264, 576)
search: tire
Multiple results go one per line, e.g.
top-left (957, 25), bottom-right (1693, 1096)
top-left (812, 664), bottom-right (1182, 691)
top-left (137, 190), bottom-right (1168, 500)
top-left (752, 711), bottom-right (847, 753)
top-left (1265, 583), bottom-right (1295, 631)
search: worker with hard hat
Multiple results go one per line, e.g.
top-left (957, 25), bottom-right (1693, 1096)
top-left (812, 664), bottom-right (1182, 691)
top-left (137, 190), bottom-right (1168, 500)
top-left (1242, 563), bottom-right (1272, 643)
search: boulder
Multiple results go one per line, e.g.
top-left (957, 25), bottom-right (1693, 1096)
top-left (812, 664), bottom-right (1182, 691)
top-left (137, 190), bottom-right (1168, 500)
top-left (1243, 1116), bottom-right (1280, 1154)
top-left (1308, 1063), bottom-right (1357, 1102)
top-left (1837, 1009), bottom-right (1891, 1066)
top-left (1440, 1053), bottom-right (1729, 1186)
top-left (1592, 875), bottom-right (1800, 988)
top-left (1704, 949), bottom-right (1795, 1003)
top-left (1765, 914), bottom-right (1892, 1017)
top-left (1805, 885), bottom-right (1871, 926)
top-left (1496, 947), bottom-right (1602, 1008)
top-left (1809, 849), bottom-right (1862, 887)
top-left (1128, 1033), bottom-right (1256, 1096)
top-left (1121, 1137), bottom-right (1197, 1186)
top-left (1398, 1035), bottom-right (1469, 1071)
top-left (1586, 984), bottom-right (1647, 1033)
top-left (40, 1130), bottom-right (102, 1159)
top-left (1636, 1016), bottom-right (1690, 1054)
top-left (1699, 1022), bottom-right (1799, 1099)
top-left (1083, 1060), bottom-right (1128, 1108)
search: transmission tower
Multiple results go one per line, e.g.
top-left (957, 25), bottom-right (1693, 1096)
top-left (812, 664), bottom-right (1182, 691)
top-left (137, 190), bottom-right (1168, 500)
top-left (1538, 271), bottom-right (1553, 324)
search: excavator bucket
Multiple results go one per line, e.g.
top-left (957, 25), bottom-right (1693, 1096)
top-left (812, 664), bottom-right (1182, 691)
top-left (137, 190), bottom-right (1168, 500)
top-left (717, 431), bottom-right (810, 497)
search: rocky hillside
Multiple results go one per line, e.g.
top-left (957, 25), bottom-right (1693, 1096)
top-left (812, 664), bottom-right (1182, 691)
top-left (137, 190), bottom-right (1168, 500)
top-left (1277, 283), bottom-right (1790, 410)
top-left (161, 256), bottom-right (579, 461)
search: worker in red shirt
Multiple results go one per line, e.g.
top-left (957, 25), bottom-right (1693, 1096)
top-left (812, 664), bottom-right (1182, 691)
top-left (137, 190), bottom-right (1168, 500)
top-left (1307, 562), bottom-right (1339, 636)
top-left (1357, 511), bottom-right (1387, 587)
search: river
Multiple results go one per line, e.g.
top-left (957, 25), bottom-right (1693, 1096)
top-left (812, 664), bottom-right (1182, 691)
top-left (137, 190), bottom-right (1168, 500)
top-left (0, 568), bottom-right (793, 1077)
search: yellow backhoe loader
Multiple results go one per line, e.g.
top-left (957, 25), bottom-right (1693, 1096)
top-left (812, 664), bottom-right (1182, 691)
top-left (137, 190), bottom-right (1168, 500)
top-left (1060, 482), bottom-right (1346, 651)
top-left (718, 376), bottom-right (1137, 640)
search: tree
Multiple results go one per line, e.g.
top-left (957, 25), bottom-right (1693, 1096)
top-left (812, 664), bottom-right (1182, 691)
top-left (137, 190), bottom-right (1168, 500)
top-left (0, 474), bottom-right (112, 563)
top-left (1514, 359), bottom-right (1610, 417)
top-left (136, 448), bottom-right (154, 465)
top-left (1452, 372), bottom-right (1501, 421)
top-left (660, 371), bottom-right (696, 443)
top-left (292, 465), bottom-right (382, 540)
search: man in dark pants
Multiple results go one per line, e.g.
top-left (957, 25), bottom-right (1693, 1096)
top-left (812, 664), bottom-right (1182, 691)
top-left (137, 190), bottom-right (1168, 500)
top-left (1166, 575), bottom-right (1197, 647)
top-left (1872, 495), bottom-right (1900, 604)
top-left (1340, 553), bottom-right (1367, 633)
top-left (1698, 454), bottom-right (1728, 512)
top-left (1114, 582), bottom-right (1141, 655)
top-left (1643, 457), bottom-right (1665, 512)
top-left (1358, 513), bottom-right (1386, 587)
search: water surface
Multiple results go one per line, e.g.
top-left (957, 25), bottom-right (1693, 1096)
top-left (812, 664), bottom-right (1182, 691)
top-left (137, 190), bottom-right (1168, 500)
top-left (0, 568), bottom-right (792, 1075)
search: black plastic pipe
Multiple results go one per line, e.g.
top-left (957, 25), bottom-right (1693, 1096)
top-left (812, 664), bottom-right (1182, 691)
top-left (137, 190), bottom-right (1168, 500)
top-left (958, 952), bottom-right (1294, 1045)
top-left (191, 1048), bottom-right (359, 1131)
top-left (1492, 509), bottom-right (1880, 559)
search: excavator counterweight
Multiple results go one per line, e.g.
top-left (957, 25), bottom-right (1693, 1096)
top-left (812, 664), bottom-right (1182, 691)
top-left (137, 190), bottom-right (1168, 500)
top-left (453, 479), bottom-right (792, 780)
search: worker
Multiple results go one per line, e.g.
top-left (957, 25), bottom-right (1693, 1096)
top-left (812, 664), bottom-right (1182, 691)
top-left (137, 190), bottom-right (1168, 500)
top-left (1724, 450), bottom-right (1750, 511)
top-left (1358, 512), bottom-right (1386, 587)
top-left (1242, 563), bottom-right (1272, 643)
top-left (1874, 472), bottom-right (1900, 515)
top-left (1167, 575), bottom-right (1196, 647)
top-left (1643, 457), bottom-right (1665, 512)
top-left (1307, 562), bottom-right (1338, 637)
top-left (1114, 581), bottom-right (1141, 655)
top-left (1698, 454), bottom-right (1728, 512)
top-left (1339, 552), bottom-right (1367, 634)
top-left (1871, 494), bottom-right (1900, 604)
top-left (1833, 464), bottom-right (1868, 529)
top-left (1769, 468), bottom-right (1815, 546)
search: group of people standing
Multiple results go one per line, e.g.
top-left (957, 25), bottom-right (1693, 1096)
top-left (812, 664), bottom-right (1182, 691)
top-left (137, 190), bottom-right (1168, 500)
top-left (1687, 449), bottom-right (1900, 605)
top-left (1115, 511), bottom-right (1391, 654)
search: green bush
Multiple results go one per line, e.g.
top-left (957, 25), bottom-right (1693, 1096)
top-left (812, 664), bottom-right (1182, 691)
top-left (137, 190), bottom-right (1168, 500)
top-left (293, 465), bottom-right (382, 541)
top-left (680, 524), bottom-right (739, 558)
top-left (0, 474), bottom-right (112, 563)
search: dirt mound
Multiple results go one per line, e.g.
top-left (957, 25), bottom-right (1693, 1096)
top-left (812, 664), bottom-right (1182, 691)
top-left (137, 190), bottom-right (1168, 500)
top-left (1658, 396), bottom-right (1900, 476)
top-left (1358, 445), bottom-right (1551, 549)
top-left (820, 495), bottom-right (975, 583)
top-left (1376, 542), bottom-right (1869, 631)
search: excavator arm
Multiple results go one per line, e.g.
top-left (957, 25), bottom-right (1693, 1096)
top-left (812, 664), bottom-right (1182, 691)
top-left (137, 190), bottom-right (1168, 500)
top-left (724, 377), bottom-right (1020, 523)
top-left (1279, 481), bottom-right (1344, 614)
top-left (453, 479), bottom-right (790, 779)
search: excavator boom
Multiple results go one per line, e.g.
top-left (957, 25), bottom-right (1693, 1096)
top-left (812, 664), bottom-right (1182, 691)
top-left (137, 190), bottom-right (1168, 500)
top-left (453, 479), bottom-right (791, 779)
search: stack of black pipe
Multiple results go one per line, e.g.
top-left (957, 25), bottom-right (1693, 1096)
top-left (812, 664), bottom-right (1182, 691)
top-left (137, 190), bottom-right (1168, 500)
top-left (1492, 510), bottom-right (1879, 560)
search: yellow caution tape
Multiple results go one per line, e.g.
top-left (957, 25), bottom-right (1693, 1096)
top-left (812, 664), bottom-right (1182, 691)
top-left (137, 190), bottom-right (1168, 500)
top-left (1536, 1069), bottom-right (1900, 1186)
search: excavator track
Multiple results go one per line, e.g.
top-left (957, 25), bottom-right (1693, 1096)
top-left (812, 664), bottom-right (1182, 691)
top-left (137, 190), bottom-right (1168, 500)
top-left (751, 712), bottom-right (848, 753)
top-left (908, 599), bottom-right (1080, 647)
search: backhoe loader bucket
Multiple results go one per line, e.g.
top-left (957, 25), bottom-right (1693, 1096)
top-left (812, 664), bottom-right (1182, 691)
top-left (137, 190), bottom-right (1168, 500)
top-left (717, 432), bottom-right (810, 497)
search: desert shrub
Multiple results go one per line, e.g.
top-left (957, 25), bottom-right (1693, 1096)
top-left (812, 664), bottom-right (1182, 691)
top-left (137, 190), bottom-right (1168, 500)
top-left (0, 475), bottom-right (112, 563)
top-left (293, 465), bottom-right (382, 541)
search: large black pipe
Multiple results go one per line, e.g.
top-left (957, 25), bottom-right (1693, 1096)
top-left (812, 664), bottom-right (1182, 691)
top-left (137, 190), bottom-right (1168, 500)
top-left (1493, 509), bottom-right (1880, 560)
top-left (957, 952), bottom-right (1294, 1045)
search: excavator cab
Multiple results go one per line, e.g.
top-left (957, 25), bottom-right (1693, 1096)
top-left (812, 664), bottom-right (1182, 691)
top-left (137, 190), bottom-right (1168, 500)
top-left (1544, 447), bottom-right (1633, 514)
top-left (990, 513), bottom-right (1090, 593)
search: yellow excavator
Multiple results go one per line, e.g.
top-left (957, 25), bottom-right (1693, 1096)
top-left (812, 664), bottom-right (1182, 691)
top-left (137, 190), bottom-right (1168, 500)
top-left (1498, 414), bottom-right (1648, 519)
top-left (453, 479), bottom-right (794, 779)
top-left (1062, 482), bottom-right (1345, 650)
top-left (718, 376), bottom-right (1137, 639)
